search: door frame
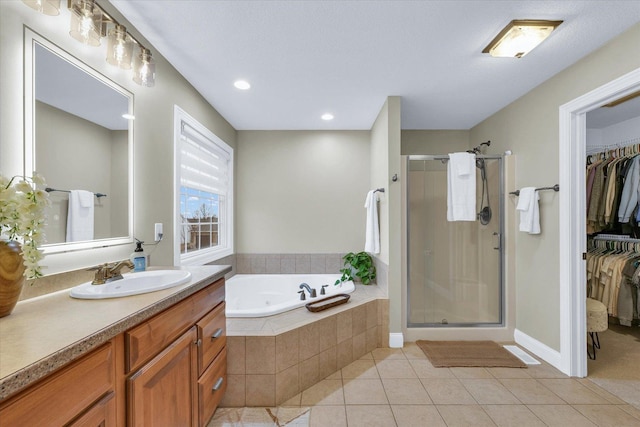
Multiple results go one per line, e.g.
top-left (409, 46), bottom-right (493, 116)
top-left (558, 67), bottom-right (640, 377)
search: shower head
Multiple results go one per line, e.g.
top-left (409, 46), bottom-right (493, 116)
top-left (467, 140), bottom-right (492, 155)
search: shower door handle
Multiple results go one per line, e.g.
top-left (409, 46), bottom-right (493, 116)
top-left (493, 232), bottom-right (501, 250)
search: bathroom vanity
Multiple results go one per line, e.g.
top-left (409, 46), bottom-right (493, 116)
top-left (0, 265), bottom-right (230, 426)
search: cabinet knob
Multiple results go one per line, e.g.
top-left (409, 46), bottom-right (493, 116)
top-left (212, 377), bottom-right (224, 392)
top-left (194, 339), bottom-right (202, 347)
top-left (211, 328), bottom-right (223, 340)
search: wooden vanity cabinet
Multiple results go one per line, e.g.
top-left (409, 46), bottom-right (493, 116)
top-left (0, 341), bottom-right (116, 427)
top-left (0, 275), bottom-right (227, 427)
top-left (125, 277), bottom-right (227, 427)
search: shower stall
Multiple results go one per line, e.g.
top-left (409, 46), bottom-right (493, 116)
top-left (405, 154), bottom-right (504, 329)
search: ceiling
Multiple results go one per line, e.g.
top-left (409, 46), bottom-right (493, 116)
top-left (110, 1), bottom-right (640, 131)
top-left (586, 96), bottom-right (640, 129)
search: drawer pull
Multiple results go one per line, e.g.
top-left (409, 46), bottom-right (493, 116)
top-left (211, 328), bottom-right (224, 340)
top-left (194, 339), bottom-right (202, 347)
top-left (212, 377), bottom-right (224, 392)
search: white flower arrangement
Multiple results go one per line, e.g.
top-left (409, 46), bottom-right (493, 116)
top-left (0, 173), bottom-right (50, 279)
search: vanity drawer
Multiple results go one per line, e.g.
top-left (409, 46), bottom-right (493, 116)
top-left (198, 348), bottom-right (227, 427)
top-left (67, 392), bottom-right (116, 427)
top-left (0, 341), bottom-right (114, 427)
top-left (126, 278), bottom-right (225, 373)
top-left (197, 302), bottom-right (226, 375)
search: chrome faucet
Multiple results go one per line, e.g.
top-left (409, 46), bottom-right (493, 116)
top-left (89, 260), bottom-right (134, 285)
top-left (299, 283), bottom-right (317, 298)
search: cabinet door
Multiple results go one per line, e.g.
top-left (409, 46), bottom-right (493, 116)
top-left (128, 327), bottom-right (198, 427)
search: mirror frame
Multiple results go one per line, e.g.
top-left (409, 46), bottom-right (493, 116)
top-left (24, 27), bottom-right (134, 254)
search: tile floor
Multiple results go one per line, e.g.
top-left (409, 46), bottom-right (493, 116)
top-left (209, 343), bottom-right (640, 426)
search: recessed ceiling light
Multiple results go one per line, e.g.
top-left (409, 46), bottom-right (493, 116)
top-left (234, 80), bottom-right (251, 90)
top-left (321, 113), bottom-right (334, 121)
top-left (122, 113), bottom-right (135, 120)
top-left (483, 20), bottom-right (563, 58)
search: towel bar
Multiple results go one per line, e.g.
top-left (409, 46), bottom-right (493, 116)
top-left (45, 187), bottom-right (107, 198)
top-left (510, 184), bottom-right (559, 196)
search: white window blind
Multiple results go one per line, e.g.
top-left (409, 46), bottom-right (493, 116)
top-left (174, 105), bottom-right (233, 265)
top-left (180, 122), bottom-right (230, 196)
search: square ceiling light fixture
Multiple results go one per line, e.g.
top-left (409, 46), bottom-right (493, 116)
top-left (483, 20), bottom-right (563, 58)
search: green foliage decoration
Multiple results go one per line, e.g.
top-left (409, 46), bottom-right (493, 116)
top-left (335, 251), bottom-right (376, 285)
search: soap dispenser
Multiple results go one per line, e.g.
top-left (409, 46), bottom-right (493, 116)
top-left (130, 239), bottom-right (147, 272)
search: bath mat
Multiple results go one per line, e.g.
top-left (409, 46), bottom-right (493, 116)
top-left (416, 340), bottom-right (527, 368)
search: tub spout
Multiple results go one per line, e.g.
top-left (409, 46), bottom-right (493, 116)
top-left (299, 283), bottom-right (316, 298)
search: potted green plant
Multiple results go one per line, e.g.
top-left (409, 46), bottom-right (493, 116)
top-left (335, 251), bottom-right (376, 285)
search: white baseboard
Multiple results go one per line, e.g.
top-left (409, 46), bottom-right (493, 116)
top-left (514, 329), bottom-right (563, 372)
top-left (389, 333), bottom-right (404, 348)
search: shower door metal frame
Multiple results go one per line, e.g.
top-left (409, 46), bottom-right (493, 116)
top-left (406, 154), bottom-right (505, 328)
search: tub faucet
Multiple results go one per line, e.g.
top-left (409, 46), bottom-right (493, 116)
top-left (299, 283), bottom-right (317, 298)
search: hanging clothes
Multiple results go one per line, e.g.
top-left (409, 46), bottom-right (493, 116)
top-left (586, 238), bottom-right (640, 326)
top-left (618, 155), bottom-right (640, 223)
top-left (586, 143), bottom-right (640, 234)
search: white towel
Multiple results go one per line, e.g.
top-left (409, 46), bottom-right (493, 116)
top-left (516, 187), bottom-right (541, 234)
top-left (364, 190), bottom-right (380, 254)
top-left (447, 152), bottom-right (476, 221)
top-left (66, 190), bottom-right (94, 242)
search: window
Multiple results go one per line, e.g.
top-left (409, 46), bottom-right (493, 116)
top-left (174, 106), bottom-right (233, 265)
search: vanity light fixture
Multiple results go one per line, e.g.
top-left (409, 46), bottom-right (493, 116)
top-left (132, 47), bottom-right (156, 87)
top-left (321, 113), bottom-right (334, 121)
top-left (21, 0), bottom-right (61, 16)
top-left (106, 24), bottom-right (133, 69)
top-left (68, 0), bottom-right (102, 46)
top-left (23, 0), bottom-right (157, 86)
top-left (483, 20), bottom-right (563, 58)
top-left (22, 0), bottom-right (157, 86)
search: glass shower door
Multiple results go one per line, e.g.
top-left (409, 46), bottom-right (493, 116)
top-left (407, 155), bottom-right (503, 327)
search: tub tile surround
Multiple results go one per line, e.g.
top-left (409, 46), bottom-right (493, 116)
top-left (235, 253), bottom-right (346, 275)
top-left (222, 284), bottom-right (389, 407)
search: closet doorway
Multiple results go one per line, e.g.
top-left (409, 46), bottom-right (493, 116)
top-left (583, 94), bottom-right (640, 406)
top-left (558, 67), bottom-right (640, 379)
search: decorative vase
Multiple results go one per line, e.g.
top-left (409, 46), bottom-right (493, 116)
top-left (0, 240), bottom-right (26, 317)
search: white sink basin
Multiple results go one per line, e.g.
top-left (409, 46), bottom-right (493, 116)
top-left (69, 270), bottom-right (192, 299)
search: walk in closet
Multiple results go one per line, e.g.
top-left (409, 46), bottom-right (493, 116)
top-left (584, 94), bottom-right (639, 394)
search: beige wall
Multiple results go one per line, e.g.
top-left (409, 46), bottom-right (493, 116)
top-left (371, 97), bottom-right (402, 338)
top-left (401, 130), bottom-right (470, 155)
top-left (370, 101), bottom-right (391, 264)
top-left (0, 1), bottom-right (236, 274)
top-left (470, 23), bottom-right (640, 351)
top-left (236, 130), bottom-right (370, 253)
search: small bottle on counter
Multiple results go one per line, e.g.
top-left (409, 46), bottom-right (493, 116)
top-left (130, 239), bottom-right (147, 272)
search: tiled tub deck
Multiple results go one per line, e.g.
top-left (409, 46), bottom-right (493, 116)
top-left (221, 284), bottom-right (389, 407)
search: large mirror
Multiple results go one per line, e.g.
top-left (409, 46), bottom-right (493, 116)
top-left (25, 29), bottom-right (133, 254)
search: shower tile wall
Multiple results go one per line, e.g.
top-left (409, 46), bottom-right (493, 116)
top-left (235, 254), bottom-right (344, 275)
